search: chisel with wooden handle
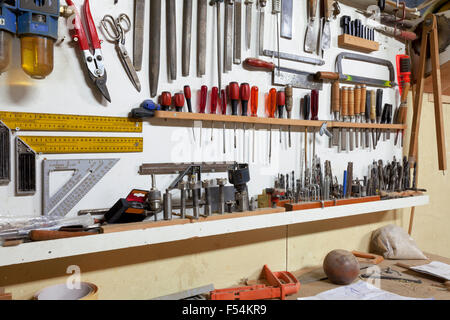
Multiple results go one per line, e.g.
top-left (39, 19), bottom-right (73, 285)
top-left (395, 82), bottom-right (410, 146)
top-left (341, 87), bottom-right (348, 151)
top-left (348, 87), bottom-right (354, 151)
top-left (370, 90), bottom-right (377, 149)
top-left (360, 85), bottom-right (367, 148)
top-left (331, 81), bottom-right (340, 147)
top-left (285, 85), bottom-right (293, 148)
top-left (354, 86), bottom-right (361, 149)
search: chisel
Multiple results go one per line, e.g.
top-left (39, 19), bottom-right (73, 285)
top-left (354, 85), bottom-right (361, 149)
top-left (182, 0), bottom-right (193, 76)
top-left (224, 0), bottom-right (233, 71)
top-left (149, 0), bottom-right (162, 97)
top-left (197, 0), bottom-right (207, 77)
top-left (234, 0), bottom-right (242, 64)
top-left (268, 88), bottom-right (277, 163)
top-left (360, 85), bottom-right (367, 148)
top-left (370, 90), bottom-right (377, 149)
top-left (365, 90), bottom-right (371, 149)
top-left (251, 86), bottom-right (259, 162)
top-left (331, 81), bottom-right (340, 148)
top-left (280, 0), bottom-right (293, 39)
top-left (245, 0), bottom-right (254, 50)
top-left (348, 87), bottom-right (354, 151)
top-left (133, 0), bottom-right (145, 71)
top-left (340, 87), bottom-right (348, 151)
top-left (285, 85), bottom-right (293, 148)
top-left (166, 0), bottom-right (177, 81)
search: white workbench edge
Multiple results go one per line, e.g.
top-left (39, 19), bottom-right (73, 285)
top-left (0, 195), bottom-right (429, 267)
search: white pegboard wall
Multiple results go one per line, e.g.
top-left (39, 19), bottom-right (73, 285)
top-left (0, 0), bottom-right (404, 217)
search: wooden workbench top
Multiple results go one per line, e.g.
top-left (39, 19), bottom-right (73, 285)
top-left (290, 253), bottom-right (450, 300)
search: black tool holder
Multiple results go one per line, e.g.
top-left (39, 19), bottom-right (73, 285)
top-left (228, 163), bottom-right (250, 212)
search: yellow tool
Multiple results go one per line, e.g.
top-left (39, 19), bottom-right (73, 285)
top-left (0, 111), bottom-right (142, 133)
top-left (17, 136), bottom-right (143, 154)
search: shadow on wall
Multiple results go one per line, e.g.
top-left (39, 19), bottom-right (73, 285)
top-left (0, 210), bottom-right (397, 287)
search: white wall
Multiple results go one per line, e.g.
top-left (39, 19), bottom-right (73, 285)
top-left (0, 0), bottom-right (403, 218)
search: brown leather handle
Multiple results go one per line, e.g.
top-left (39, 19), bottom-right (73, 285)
top-left (30, 230), bottom-right (98, 242)
top-left (243, 58), bottom-right (275, 71)
top-left (360, 85), bottom-right (367, 115)
top-left (332, 81), bottom-right (340, 113)
top-left (341, 87), bottom-right (348, 117)
top-left (316, 71), bottom-right (339, 81)
top-left (354, 86), bottom-right (361, 116)
top-left (348, 88), bottom-right (355, 117)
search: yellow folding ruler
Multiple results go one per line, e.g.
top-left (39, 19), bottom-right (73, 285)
top-left (0, 111), bottom-right (142, 132)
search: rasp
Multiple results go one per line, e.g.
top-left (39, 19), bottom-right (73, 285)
top-left (258, 0), bottom-right (267, 56)
top-left (182, 0), bottom-right (193, 77)
top-left (133, 0), bottom-right (145, 71)
top-left (197, 0), bottom-right (207, 76)
top-left (245, 0), bottom-right (254, 49)
top-left (224, 0), bottom-right (233, 71)
top-left (234, 0), bottom-right (242, 64)
top-left (166, 0), bottom-right (177, 80)
top-left (280, 0), bottom-right (293, 39)
top-left (149, 0), bottom-right (162, 97)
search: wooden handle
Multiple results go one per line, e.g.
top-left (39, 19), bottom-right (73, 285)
top-left (360, 85), bottom-right (367, 115)
top-left (348, 88), bottom-right (354, 117)
top-left (323, 0), bottom-right (334, 19)
top-left (316, 71), bottom-right (340, 81)
top-left (354, 86), bottom-right (361, 116)
top-left (244, 58), bottom-right (275, 71)
top-left (352, 250), bottom-right (384, 265)
top-left (370, 90), bottom-right (376, 121)
top-left (401, 82), bottom-right (410, 104)
top-left (30, 230), bottom-right (98, 241)
top-left (332, 81), bottom-right (340, 113)
top-left (341, 87), bottom-right (348, 117)
top-left (285, 86), bottom-right (293, 114)
top-left (309, 0), bottom-right (318, 19)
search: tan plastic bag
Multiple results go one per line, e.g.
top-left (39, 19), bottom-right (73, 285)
top-left (370, 224), bottom-right (428, 260)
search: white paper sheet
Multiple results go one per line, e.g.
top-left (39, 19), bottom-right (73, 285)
top-left (298, 281), bottom-right (432, 300)
top-left (411, 261), bottom-right (450, 281)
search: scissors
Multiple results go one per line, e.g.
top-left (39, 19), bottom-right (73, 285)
top-left (101, 13), bottom-right (141, 92)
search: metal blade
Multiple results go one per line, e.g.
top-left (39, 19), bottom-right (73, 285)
top-left (304, 21), bottom-right (316, 53)
top-left (258, 4), bottom-right (265, 56)
top-left (280, 0), bottom-right (293, 39)
top-left (245, 0), bottom-right (253, 49)
top-left (119, 44), bottom-right (142, 92)
top-left (273, 67), bottom-right (323, 90)
top-left (263, 49), bottom-right (325, 65)
top-left (224, 0), bottom-right (233, 71)
top-left (321, 20), bottom-right (331, 51)
top-left (197, 0), bottom-right (207, 76)
top-left (133, 0), bottom-right (145, 71)
top-left (234, 0), bottom-right (242, 64)
top-left (166, 0), bottom-right (177, 80)
top-left (93, 73), bottom-right (111, 103)
top-left (149, 0), bottom-right (161, 97)
top-left (182, 0), bottom-right (193, 76)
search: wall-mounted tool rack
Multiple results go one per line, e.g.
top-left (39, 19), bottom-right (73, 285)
top-left (338, 34), bottom-right (379, 53)
top-left (149, 111), bottom-right (407, 131)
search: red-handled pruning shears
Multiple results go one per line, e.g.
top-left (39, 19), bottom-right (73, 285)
top-left (66, 0), bottom-right (111, 103)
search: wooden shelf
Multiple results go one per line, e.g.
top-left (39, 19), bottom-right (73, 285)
top-left (151, 111), bottom-right (407, 131)
top-left (0, 195), bottom-right (429, 267)
top-left (338, 34), bottom-right (380, 53)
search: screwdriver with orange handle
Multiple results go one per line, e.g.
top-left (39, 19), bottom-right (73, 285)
top-left (268, 88), bottom-right (277, 163)
top-left (251, 86), bottom-right (259, 162)
top-left (210, 87), bottom-right (219, 141)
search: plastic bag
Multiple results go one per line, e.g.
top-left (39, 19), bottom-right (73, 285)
top-left (370, 224), bottom-right (427, 260)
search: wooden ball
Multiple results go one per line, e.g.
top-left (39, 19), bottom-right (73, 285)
top-left (323, 249), bottom-right (360, 285)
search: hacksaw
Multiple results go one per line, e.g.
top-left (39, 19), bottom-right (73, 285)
top-left (42, 159), bottom-right (119, 217)
top-left (0, 111), bottom-right (142, 132)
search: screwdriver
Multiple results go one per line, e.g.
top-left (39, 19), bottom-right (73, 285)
top-left (210, 87), bottom-right (219, 141)
top-left (184, 85), bottom-right (196, 142)
top-left (251, 86), bottom-right (259, 162)
top-left (354, 86), bottom-right (361, 149)
top-left (360, 85), bottom-right (367, 148)
top-left (241, 83), bottom-right (250, 160)
top-left (311, 89), bottom-right (319, 164)
top-left (375, 89), bottom-right (383, 146)
top-left (303, 94), bottom-right (311, 171)
top-left (268, 88), bottom-right (277, 163)
top-left (277, 90), bottom-right (285, 144)
top-left (348, 87), bottom-right (354, 151)
top-left (199, 85), bottom-right (208, 147)
top-left (285, 85), bottom-right (293, 148)
top-left (229, 82), bottom-right (240, 149)
top-left (370, 90), bottom-right (377, 149)
top-left (174, 93), bottom-right (184, 112)
top-left (221, 88), bottom-right (228, 153)
top-left (160, 92), bottom-right (172, 111)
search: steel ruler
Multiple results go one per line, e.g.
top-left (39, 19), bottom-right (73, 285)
top-left (43, 159), bottom-right (119, 216)
top-left (0, 111), bottom-right (142, 132)
top-left (17, 136), bottom-right (144, 154)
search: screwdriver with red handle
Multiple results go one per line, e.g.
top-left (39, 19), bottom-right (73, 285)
top-left (229, 82), bottom-right (240, 149)
top-left (174, 93), bottom-right (184, 112)
top-left (184, 85), bottom-right (195, 142)
top-left (277, 90), bottom-right (286, 144)
top-left (221, 88), bottom-right (228, 153)
top-left (160, 92), bottom-right (172, 111)
top-left (210, 87), bottom-right (219, 141)
top-left (251, 86), bottom-right (259, 162)
top-left (241, 83), bottom-right (250, 160)
top-left (199, 85), bottom-right (208, 147)
top-left (268, 88), bottom-right (277, 163)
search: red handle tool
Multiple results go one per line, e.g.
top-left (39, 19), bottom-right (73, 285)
top-left (184, 85), bottom-right (193, 112)
top-left (210, 87), bottom-right (218, 114)
top-left (311, 89), bottom-right (319, 120)
top-left (221, 89), bottom-right (228, 115)
top-left (268, 88), bottom-right (277, 118)
top-left (160, 92), bottom-right (172, 111)
top-left (229, 82), bottom-right (240, 116)
top-left (174, 93), bottom-right (184, 112)
top-left (250, 86), bottom-right (259, 117)
top-left (277, 91), bottom-right (286, 119)
top-left (240, 83), bottom-right (250, 116)
top-left (199, 85), bottom-right (208, 113)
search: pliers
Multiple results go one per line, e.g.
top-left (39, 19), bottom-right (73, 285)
top-left (65, 0), bottom-right (111, 103)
